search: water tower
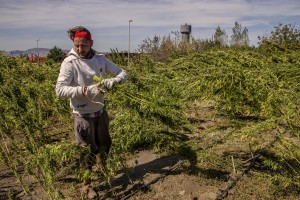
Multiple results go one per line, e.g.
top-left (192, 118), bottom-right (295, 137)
top-left (180, 23), bottom-right (192, 42)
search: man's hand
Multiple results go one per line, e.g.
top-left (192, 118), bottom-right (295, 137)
top-left (83, 83), bottom-right (103, 98)
top-left (101, 78), bottom-right (121, 89)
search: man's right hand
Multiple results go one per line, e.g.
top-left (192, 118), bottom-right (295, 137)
top-left (83, 83), bottom-right (104, 98)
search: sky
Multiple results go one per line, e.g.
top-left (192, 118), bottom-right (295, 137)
top-left (1, 0), bottom-right (300, 52)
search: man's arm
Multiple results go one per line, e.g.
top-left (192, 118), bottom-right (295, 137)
top-left (100, 58), bottom-right (129, 89)
top-left (55, 61), bottom-right (83, 98)
top-left (105, 58), bottom-right (128, 83)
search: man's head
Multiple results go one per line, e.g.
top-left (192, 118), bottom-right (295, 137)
top-left (68, 26), bottom-right (94, 59)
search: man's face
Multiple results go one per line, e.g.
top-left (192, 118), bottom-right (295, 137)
top-left (73, 37), bottom-right (93, 59)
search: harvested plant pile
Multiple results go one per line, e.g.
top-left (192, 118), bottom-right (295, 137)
top-left (0, 46), bottom-right (300, 199)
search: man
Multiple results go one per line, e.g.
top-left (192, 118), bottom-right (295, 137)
top-left (56, 26), bottom-right (128, 199)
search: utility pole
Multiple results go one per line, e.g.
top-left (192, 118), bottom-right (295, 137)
top-left (128, 19), bottom-right (133, 65)
top-left (36, 39), bottom-right (40, 65)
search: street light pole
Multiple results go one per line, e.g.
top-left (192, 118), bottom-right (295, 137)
top-left (36, 39), bottom-right (40, 65)
top-left (128, 19), bottom-right (133, 65)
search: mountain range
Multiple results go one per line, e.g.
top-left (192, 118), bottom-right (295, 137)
top-left (6, 48), bottom-right (69, 57)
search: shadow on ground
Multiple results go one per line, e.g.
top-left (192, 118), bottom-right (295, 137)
top-left (96, 151), bottom-right (186, 199)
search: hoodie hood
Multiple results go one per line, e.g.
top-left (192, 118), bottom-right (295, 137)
top-left (68, 48), bottom-right (78, 57)
top-left (68, 48), bottom-right (96, 60)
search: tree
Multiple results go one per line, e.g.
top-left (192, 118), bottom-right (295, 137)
top-left (213, 25), bottom-right (228, 47)
top-left (138, 35), bottom-right (161, 54)
top-left (230, 21), bottom-right (249, 47)
top-left (258, 24), bottom-right (300, 49)
top-left (47, 46), bottom-right (65, 63)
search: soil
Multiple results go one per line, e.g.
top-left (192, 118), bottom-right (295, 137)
top-left (0, 101), bottom-right (299, 200)
top-left (1, 150), bottom-right (219, 200)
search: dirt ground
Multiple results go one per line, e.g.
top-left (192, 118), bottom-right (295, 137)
top-left (0, 150), bottom-right (220, 200)
top-left (0, 101), bottom-right (221, 200)
top-left (1, 101), bottom-right (299, 200)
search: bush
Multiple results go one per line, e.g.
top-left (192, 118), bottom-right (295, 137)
top-left (46, 46), bottom-right (66, 63)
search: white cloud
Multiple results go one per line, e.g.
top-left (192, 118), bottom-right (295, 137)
top-left (0, 0), bottom-right (299, 51)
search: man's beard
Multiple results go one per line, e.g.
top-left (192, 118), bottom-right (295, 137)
top-left (79, 50), bottom-right (92, 59)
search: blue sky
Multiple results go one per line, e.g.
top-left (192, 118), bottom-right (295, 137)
top-left (1, 0), bottom-right (300, 52)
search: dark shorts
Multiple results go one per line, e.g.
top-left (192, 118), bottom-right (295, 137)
top-left (74, 109), bottom-right (111, 155)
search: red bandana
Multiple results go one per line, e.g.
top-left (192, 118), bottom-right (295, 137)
top-left (72, 31), bottom-right (92, 41)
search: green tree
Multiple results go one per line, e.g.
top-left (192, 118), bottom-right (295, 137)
top-left (213, 25), bottom-right (228, 47)
top-left (259, 24), bottom-right (300, 50)
top-left (230, 21), bottom-right (249, 47)
top-left (47, 46), bottom-right (65, 63)
top-left (138, 35), bottom-right (161, 54)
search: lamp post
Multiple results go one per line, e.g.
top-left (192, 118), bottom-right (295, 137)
top-left (128, 19), bottom-right (133, 65)
top-left (36, 39), bottom-right (40, 65)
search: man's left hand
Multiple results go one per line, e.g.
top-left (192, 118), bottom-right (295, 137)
top-left (101, 78), bottom-right (120, 89)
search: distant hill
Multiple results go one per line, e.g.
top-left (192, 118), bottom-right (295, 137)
top-left (5, 48), bottom-right (112, 57)
top-left (6, 48), bottom-right (69, 57)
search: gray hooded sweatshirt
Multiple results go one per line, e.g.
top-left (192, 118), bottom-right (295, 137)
top-left (56, 49), bottom-right (128, 115)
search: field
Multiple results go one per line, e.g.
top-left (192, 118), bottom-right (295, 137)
top-left (1, 41), bottom-right (300, 200)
